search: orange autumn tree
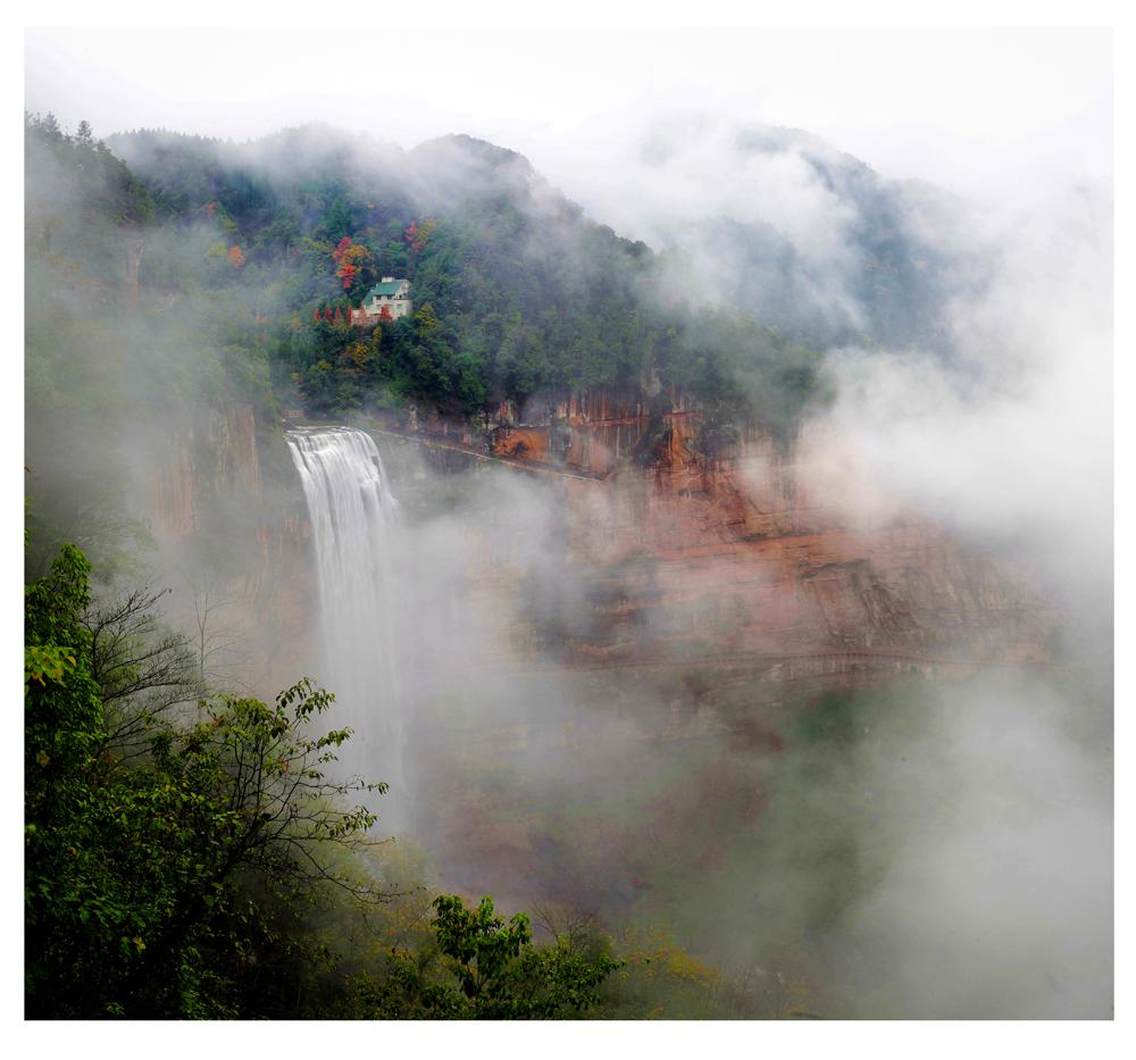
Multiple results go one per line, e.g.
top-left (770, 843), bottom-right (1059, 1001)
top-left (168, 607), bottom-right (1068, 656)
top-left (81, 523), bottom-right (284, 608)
top-left (404, 219), bottom-right (437, 254)
top-left (331, 236), bottom-right (371, 290)
top-left (227, 245), bottom-right (246, 268)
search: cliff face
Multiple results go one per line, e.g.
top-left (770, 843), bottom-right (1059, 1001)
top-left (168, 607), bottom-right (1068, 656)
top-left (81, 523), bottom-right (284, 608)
top-left (147, 403), bottom-right (261, 540)
top-left (488, 390), bottom-right (694, 477)
top-left (142, 389), bottom-right (1057, 924)
top-left (555, 468), bottom-right (1049, 671)
top-left (396, 390), bottom-right (1057, 917)
top-left (399, 388), bottom-right (1054, 681)
top-left (145, 402), bottom-right (318, 697)
top-left (148, 386), bottom-right (1054, 704)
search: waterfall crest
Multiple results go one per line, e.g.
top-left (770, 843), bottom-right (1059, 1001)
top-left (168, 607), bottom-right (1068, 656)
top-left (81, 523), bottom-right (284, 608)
top-left (285, 427), bottom-right (404, 810)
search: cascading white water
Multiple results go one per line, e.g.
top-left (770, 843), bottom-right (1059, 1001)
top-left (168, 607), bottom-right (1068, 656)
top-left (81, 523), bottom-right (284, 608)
top-left (285, 427), bottom-right (404, 814)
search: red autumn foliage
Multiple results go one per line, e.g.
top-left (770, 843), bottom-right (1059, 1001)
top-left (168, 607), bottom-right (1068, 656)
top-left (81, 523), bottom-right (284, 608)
top-left (228, 245), bottom-right (246, 268)
top-left (331, 236), bottom-right (370, 289)
top-left (405, 219), bottom-right (436, 253)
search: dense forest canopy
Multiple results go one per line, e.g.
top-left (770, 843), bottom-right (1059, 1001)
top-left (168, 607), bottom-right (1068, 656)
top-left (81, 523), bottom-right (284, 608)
top-left (31, 109), bottom-right (984, 465)
top-left (98, 118), bottom-right (826, 422)
top-left (32, 107), bottom-right (971, 441)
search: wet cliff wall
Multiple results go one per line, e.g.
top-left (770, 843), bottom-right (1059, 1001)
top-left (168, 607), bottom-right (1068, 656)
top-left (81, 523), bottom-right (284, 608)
top-left (142, 401), bottom-right (317, 697)
top-left (143, 384), bottom-right (1056, 705)
top-left (387, 387), bottom-right (1055, 682)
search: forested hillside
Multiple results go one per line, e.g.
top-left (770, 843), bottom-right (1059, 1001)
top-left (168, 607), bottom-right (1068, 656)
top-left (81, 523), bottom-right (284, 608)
top-left (103, 122), bottom-right (822, 424)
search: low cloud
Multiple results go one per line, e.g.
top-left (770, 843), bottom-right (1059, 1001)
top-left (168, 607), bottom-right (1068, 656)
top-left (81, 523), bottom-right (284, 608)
top-left (831, 673), bottom-right (1112, 1018)
top-left (808, 180), bottom-right (1112, 598)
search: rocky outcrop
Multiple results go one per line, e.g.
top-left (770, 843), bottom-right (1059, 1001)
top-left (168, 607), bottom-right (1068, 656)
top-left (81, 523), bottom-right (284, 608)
top-left (488, 388), bottom-right (695, 478)
top-left (149, 387), bottom-right (1055, 707)
top-left (145, 402), bottom-right (319, 697)
top-left (147, 403), bottom-right (261, 540)
top-left (393, 388), bottom-right (1055, 680)
top-left (148, 443), bottom-right (197, 539)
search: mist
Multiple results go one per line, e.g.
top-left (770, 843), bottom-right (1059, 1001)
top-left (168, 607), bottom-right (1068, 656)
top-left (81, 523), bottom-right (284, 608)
top-left (21, 25), bottom-right (1113, 1022)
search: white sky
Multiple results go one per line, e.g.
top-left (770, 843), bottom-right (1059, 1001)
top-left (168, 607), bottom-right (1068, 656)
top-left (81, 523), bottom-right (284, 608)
top-left (24, 26), bottom-right (1112, 221)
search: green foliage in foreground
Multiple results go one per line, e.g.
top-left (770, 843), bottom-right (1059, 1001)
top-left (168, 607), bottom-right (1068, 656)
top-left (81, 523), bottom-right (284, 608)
top-left (24, 544), bottom-right (620, 1019)
top-left (339, 895), bottom-right (621, 1019)
top-left (26, 542), bottom-right (381, 1017)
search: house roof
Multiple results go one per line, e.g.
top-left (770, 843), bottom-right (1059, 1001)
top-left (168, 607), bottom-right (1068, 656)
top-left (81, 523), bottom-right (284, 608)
top-left (366, 279), bottom-right (409, 298)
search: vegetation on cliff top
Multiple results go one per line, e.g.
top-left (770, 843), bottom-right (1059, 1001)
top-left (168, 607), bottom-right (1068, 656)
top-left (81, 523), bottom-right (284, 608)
top-left (29, 114), bottom-right (823, 429)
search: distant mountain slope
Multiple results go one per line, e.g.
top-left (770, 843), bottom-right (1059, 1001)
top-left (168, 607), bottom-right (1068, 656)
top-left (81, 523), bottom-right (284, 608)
top-left (109, 121), bottom-right (979, 348)
top-left (101, 125), bottom-right (815, 426)
top-left (81, 118), bottom-right (985, 441)
top-left (625, 118), bottom-right (982, 353)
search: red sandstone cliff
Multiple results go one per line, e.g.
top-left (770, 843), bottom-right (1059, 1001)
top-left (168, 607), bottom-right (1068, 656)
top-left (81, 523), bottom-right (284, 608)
top-left (147, 403), bottom-right (261, 540)
top-left (148, 388), bottom-right (1055, 703)
top-left (145, 402), bottom-right (317, 697)
top-left (403, 388), bottom-right (1054, 679)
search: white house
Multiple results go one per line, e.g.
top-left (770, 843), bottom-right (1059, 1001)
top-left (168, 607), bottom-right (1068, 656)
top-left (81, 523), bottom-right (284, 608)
top-left (358, 277), bottom-right (412, 321)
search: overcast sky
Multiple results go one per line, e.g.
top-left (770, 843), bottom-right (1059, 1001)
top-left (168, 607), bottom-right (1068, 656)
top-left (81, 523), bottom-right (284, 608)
top-left (24, 26), bottom-right (1112, 224)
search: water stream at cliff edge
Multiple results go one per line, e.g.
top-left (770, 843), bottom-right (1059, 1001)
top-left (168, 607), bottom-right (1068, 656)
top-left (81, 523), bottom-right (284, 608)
top-left (285, 427), bottom-right (404, 824)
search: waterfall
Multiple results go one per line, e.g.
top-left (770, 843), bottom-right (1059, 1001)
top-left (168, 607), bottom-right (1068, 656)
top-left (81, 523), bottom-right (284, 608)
top-left (285, 427), bottom-right (404, 816)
